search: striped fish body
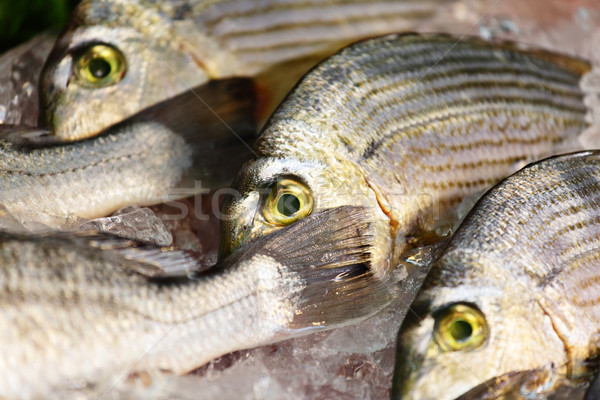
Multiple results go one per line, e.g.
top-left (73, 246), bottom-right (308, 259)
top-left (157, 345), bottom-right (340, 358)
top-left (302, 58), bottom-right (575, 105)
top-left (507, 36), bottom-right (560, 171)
top-left (0, 79), bottom-right (256, 227)
top-left (0, 206), bottom-right (379, 398)
top-left (41, 0), bottom-right (454, 140)
top-left (394, 151), bottom-right (600, 400)
top-left (0, 122), bottom-right (191, 228)
top-left (221, 34), bottom-right (590, 280)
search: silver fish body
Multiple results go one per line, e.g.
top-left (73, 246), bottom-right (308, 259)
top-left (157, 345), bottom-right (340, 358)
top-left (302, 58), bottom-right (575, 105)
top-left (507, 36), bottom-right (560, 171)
top-left (0, 79), bottom-right (255, 227)
top-left (40, 0), bottom-right (456, 140)
top-left (221, 34), bottom-right (590, 284)
top-left (0, 121), bottom-right (189, 227)
top-left (0, 206), bottom-right (390, 398)
top-left (394, 151), bottom-right (600, 400)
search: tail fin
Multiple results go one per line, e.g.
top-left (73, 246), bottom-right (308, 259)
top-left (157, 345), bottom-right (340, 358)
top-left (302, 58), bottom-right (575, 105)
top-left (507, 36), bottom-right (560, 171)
top-left (221, 206), bottom-right (395, 330)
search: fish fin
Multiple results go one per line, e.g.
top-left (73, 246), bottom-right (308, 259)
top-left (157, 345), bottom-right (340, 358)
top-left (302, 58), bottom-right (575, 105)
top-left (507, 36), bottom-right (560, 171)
top-left (79, 206), bottom-right (173, 247)
top-left (108, 245), bottom-right (212, 279)
top-left (130, 78), bottom-right (258, 190)
top-left (0, 125), bottom-right (62, 147)
top-left (0, 229), bottom-right (211, 278)
top-left (77, 233), bottom-right (213, 278)
top-left (227, 206), bottom-right (395, 330)
top-left (453, 370), bottom-right (540, 400)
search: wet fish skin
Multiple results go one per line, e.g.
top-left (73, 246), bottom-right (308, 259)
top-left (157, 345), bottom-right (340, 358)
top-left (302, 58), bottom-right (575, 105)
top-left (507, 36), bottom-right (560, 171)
top-left (0, 78), bottom-right (255, 227)
top-left (220, 33), bottom-right (590, 283)
top-left (0, 206), bottom-right (390, 398)
top-left (393, 151), bottom-right (600, 400)
top-left (40, 0), bottom-right (454, 141)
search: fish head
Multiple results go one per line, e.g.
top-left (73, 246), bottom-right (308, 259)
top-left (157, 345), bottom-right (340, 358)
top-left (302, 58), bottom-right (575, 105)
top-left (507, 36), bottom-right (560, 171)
top-left (39, 0), bottom-right (214, 141)
top-left (219, 155), bottom-right (393, 277)
top-left (393, 254), bottom-right (568, 400)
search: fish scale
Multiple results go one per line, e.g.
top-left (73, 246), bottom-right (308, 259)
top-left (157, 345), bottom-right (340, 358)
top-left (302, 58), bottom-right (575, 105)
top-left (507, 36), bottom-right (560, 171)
top-left (0, 123), bottom-right (192, 224)
top-left (394, 151), bottom-right (600, 400)
top-left (225, 34), bottom-right (590, 281)
top-left (440, 153), bottom-right (600, 270)
top-left (260, 36), bottom-right (586, 161)
top-left (199, 0), bottom-right (445, 56)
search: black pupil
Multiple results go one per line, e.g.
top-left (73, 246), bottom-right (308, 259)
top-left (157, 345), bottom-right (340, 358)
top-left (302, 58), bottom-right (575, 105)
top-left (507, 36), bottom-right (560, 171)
top-left (277, 193), bottom-right (301, 217)
top-left (89, 58), bottom-right (111, 78)
top-left (450, 319), bottom-right (472, 342)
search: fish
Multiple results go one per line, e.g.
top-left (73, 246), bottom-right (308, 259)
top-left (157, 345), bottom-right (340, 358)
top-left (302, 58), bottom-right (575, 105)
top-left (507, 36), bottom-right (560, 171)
top-left (39, 0), bottom-right (457, 141)
top-left (220, 33), bottom-right (590, 288)
top-left (393, 150), bottom-right (600, 400)
top-left (0, 206), bottom-right (398, 398)
top-left (0, 78), bottom-right (256, 228)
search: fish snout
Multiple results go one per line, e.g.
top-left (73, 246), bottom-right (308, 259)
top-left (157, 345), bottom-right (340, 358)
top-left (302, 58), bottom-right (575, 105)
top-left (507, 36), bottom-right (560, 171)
top-left (219, 222), bottom-right (246, 259)
top-left (219, 216), bottom-right (274, 259)
top-left (392, 308), bottom-right (438, 400)
top-left (39, 52), bottom-right (73, 132)
top-left (392, 340), bottom-right (427, 400)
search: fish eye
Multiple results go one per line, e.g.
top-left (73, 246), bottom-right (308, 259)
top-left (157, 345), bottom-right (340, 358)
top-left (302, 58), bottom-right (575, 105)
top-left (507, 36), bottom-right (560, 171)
top-left (434, 303), bottom-right (488, 352)
top-left (263, 178), bottom-right (313, 226)
top-left (73, 44), bottom-right (126, 88)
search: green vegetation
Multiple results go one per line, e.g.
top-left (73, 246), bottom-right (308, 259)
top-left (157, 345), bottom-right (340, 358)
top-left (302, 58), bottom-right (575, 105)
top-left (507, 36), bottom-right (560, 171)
top-left (0, 0), bottom-right (79, 53)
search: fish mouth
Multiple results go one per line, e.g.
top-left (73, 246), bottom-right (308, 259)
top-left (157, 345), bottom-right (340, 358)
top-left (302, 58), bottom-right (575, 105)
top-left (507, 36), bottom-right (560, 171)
top-left (219, 219), bottom-right (275, 260)
top-left (218, 188), bottom-right (263, 259)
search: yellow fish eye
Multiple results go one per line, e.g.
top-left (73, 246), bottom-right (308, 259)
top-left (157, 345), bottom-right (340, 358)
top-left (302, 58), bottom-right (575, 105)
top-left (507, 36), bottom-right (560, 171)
top-left (263, 179), bottom-right (313, 226)
top-left (434, 303), bottom-right (488, 352)
top-left (73, 44), bottom-right (126, 88)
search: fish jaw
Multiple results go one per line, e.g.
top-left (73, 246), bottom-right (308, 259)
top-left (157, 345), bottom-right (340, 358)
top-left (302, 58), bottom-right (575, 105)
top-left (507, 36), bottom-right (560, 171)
top-left (393, 282), bottom-right (569, 400)
top-left (39, 1), bottom-right (212, 141)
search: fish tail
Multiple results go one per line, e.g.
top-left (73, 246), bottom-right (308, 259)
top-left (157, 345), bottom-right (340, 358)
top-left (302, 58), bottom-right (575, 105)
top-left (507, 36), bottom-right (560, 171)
top-left (250, 205), bottom-right (396, 331)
